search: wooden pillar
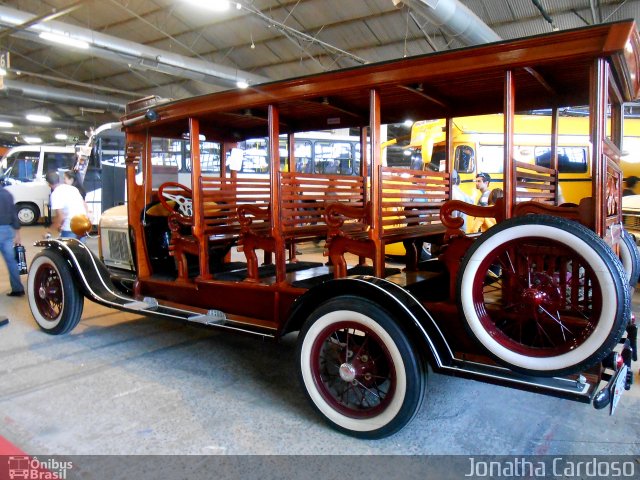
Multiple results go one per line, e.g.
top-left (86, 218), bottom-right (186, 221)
top-left (360, 126), bottom-right (369, 203)
top-left (550, 107), bottom-right (559, 205)
top-left (125, 131), bottom-right (151, 279)
top-left (446, 117), bottom-right (453, 199)
top-left (369, 89), bottom-right (384, 276)
top-left (590, 58), bottom-right (607, 237)
top-left (189, 118), bottom-right (209, 279)
top-left (268, 104), bottom-right (285, 283)
top-left (288, 133), bottom-right (295, 173)
top-left (503, 70), bottom-right (515, 219)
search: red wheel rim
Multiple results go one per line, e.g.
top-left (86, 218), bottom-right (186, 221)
top-left (471, 237), bottom-right (602, 357)
top-left (309, 321), bottom-right (396, 418)
top-left (33, 262), bottom-right (63, 321)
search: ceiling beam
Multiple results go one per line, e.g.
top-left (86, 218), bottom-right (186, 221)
top-left (0, 5), bottom-right (269, 88)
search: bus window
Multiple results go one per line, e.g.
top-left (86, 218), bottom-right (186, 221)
top-left (294, 140), bottom-right (313, 173)
top-left (477, 145), bottom-right (503, 174)
top-left (314, 141), bottom-right (353, 174)
top-left (151, 137), bottom-right (183, 186)
top-left (43, 151), bottom-right (76, 174)
top-left (314, 141), bottom-right (334, 173)
top-left (151, 137), bottom-right (185, 170)
top-left (455, 145), bottom-right (475, 173)
top-left (534, 146), bottom-right (588, 173)
top-left (200, 142), bottom-right (221, 173)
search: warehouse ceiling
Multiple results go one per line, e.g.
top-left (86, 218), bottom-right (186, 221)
top-left (0, 0), bottom-right (639, 146)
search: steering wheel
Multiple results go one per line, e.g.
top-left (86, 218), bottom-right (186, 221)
top-left (158, 182), bottom-right (193, 217)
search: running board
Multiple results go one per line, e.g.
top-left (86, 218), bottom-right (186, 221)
top-left (440, 359), bottom-right (596, 403)
top-left (121, 296), bottom-right (227, 326)
top-left (38, 239), bottom-right (274, 339)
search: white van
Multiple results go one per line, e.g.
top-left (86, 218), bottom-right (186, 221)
top-left (0, 145), bottom-right (77, 225)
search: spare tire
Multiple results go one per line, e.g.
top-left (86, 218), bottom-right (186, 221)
top-left (457, 215), bottom-right (629, 377)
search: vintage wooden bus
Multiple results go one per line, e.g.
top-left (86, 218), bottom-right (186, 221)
top-left (27, 20), bottom-right (640, 439)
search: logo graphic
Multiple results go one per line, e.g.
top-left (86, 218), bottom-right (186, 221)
top-left (7, 457), bottom-right (29, 480)
top-left (6, 456), bottom-right (73, 479)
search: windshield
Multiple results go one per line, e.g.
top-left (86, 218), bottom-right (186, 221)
top-left (3, 151), bottom-right (39, 182)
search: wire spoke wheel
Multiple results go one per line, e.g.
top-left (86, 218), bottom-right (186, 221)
top-left (474, 238), bottom-right (599, 357)
top-left (297, 297), bottom-right (425, 438)
top-left (33, 262), bottom-right (64, 321)
top-left (312, 322), bottom-right (394, 418)
top-left (458, 215), bottom-right (629, 376)
top-left (28, 250), bottom-right (84, 335)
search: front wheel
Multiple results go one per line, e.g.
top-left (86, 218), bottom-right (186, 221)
top-left (457, 215), bottom-right (629, 377)
top-left (28, 249), bottom-right (84, 335)
top-left (16, 203), bottom-right (39, 226)
top-left (296, 297), bottom-right (425, 439)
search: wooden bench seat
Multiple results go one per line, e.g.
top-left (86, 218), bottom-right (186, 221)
top-left (325, 166), bottom-right (449, 278)
top-left (238, 172), bottom-right (366, 282)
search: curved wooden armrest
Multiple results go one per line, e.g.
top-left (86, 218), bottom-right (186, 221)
top-left (237, 204), bottom-right (270, 230)
top-left (514, 197), bottom-right (595, 229)
top-left (167, 211), bottom-right (193, 233)
top-left (325, 201), bottom-right (370, 229)
top-left (440, 198), bottom-right (505, 229)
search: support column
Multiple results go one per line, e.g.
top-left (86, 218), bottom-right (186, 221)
top-left (503, 70), bottom-right (515, 219)
top-left (369, 89), bottom-right (384, 277)
top-left (550, 107), bottom-right (559, 205)
top-left (268, 104), bottom-right (285, 283)
top-left (590, 58), bottom-right (607, 237)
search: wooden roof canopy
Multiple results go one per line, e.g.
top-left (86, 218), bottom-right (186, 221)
top-left (122, 20), bottom-right (640, 141)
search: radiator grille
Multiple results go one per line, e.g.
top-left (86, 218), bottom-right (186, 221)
top-left (108, 230), bottom-right (130, 261)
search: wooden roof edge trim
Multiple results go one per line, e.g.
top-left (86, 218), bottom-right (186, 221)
top-left (121, 20), bottom-right (638, 129)
top-left (607, 25), bottom-right (640, 101)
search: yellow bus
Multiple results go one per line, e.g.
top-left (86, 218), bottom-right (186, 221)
top-left (405, 114), bottom-right (640, 205)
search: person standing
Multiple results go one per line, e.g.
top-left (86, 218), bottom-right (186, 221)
top-left (451, 170), bottom-right (473, 231)
top-left (471, 172), bottom-right (492, 233)
top-left (46, 171), bottom-right (88, 240)
top-left (63, 170), bottom-right (86, 199)
top-left (0, 182), bottom-right (24, 296)
top-left (474, 172), bottom-right (491, 206)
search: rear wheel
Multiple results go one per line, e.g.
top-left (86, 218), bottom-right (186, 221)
top-left (28, 250), bottom-right (84, 335)
top-left (297, 296), bottom-right (425, 438)
top-left (457, 215), bottom-right (629, 377)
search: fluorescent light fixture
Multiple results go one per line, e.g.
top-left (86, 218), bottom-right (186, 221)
top-left (236, 80), bottom-right (249, 89)
top-left (26, 114), bottom-right (52, 123)
top-left (39, 31), bottom-right (89, 49)
top-left (0, 121), bottom-right (13, 128)
top-left (23, 136), bottom-right (42, 144)
top-left (183, 0), bottom-right (230, 11)
top-left (55, 133), bottom-right (68, 140)
top-left (80, 107), bottom-right (105, 114)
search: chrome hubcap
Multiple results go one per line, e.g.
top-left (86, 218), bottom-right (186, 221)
top-left (338, 363), bottom-right (356, 382)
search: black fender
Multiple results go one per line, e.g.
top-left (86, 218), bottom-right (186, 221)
top-left (32, 238), bottom-right (134, 307)
top-left (283, 275), bottom-right (454, 368)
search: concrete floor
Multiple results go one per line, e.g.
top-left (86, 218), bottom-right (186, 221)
top-left (0, 225), bottom-right (639, 455)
